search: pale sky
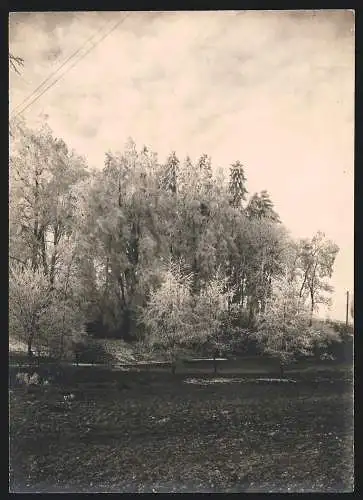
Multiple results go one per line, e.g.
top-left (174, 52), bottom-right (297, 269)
top-left (9, 10), bottom-right (354, 321)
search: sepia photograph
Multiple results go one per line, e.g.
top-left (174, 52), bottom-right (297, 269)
top-left (9, 10), bottom-right (354, 493)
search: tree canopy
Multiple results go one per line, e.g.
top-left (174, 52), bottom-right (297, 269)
top-left (9, 120), bottom-right (340, 361)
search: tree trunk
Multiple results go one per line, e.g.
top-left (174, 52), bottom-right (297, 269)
top-left (41, 231), bottom-right (49, 277)
top-left (240, 274), bottom-right (245, 307)
top-left (124, 308), bottom-right (131, 339)
top-left (27, 338), bottom-right (34, 358)
top-left (119, 275), bottom-right (126, 306)
top-left (31, 230), bottom-right (39, 271)
top-left (49, 226), bottom-right (60, 286)
top-left (248, 298), bottom-right (255, 326)
top-left (299, 269), bottom-right (310, 298)
top-left (309, 298), bottom-right (314, 327)
top-left (31, 175), bottom-right (40, 272)
top-left (27, 316), bottom-right (37, 359)
top-left (279, 362), bottom-right (284, 378)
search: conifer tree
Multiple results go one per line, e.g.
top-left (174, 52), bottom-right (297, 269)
top-left (163, 151), bottom-right (179, 194)
top-left (229, 161), bottom-right (248, 208)
top-left (246, 190), bottom-right (280, 223)
top-left (197, 153), bottom-right (213, 193)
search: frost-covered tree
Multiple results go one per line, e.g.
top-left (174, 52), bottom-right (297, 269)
top-left (9, 265), bottom-right (53, 357)
top-left (193, 275), bottom-right (233, 373)
top-left (229, 161), bottom-right (248, 208)
top-left (81, 140), bottom-right (165, 338)
top-left (296, 231), bottom-right (339, 324)
top-left (140, 263), bottom-right (196, 373)
top-left (9, 264), bottom-right (86, 358)
top-left (9, 119), bottom-right (89, 282)
top-left (162, 151), bottom-right (179, 194)
top-left (9, 121), bottom-right (341, 365)
top-left (140, 264), bottom-right (231, 373)
top-left (246, 190), bottom-right (280, 223)
top-left (254, 274), bottom-right (338, 377)
top-left (196, 153), bottom-right (213, 194)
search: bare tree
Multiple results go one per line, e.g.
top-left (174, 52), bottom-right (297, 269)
top-left (9, 53), bottom-right (24, 74)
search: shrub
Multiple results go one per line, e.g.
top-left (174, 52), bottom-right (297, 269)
top-left (73, 339), bottom-right (116, 365)
top-left (15, 372), bottom-right (40, 386)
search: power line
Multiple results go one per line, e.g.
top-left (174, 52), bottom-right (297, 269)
top-left (11, 13), bottom-right (130, 120)
top-left (10, 17), bottom-right (113, 117)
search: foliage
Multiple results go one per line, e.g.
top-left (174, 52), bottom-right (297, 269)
top-left (78, 140), bottom-right (164, 338)
top-left (9, 263), bottom-right (86, 359)
top-left (162, 151), bottom-right (179, 193)
top-left (73, 338), bottom-right (116, 365)
top-left (254, 275), bottom-right (337, 368)
top-left (140, 265), bottom-right (231, 366)
top-left (9, 264), bottom-right (54, 355)
top-left (327, 320), bottom-right (354, 338)
top-left (139, 263), bottom-right (195, 362)
top-left (192, 275), bottom-right (233, 354)
top-left (10, 119), bottom-right (89, 281)
top-left (9, 121), bottom-right (340, 362)
top-left (228, 161), bottom-right (248, 208)
top-left (245, 190), bottom-right (280, 222)
top-left (295, 232), bottom-right (339, 318)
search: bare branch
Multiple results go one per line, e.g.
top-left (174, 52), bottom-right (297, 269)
top-left (9, 53), bottom-right (24, 75)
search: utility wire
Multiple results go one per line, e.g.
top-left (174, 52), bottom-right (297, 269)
top-left (11, 13), bottom-right (129, 120)
top-left (10, 18), bottom-right (113, 117)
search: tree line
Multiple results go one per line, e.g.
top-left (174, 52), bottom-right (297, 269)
top-left (9, 118), bottom-right (343, 371)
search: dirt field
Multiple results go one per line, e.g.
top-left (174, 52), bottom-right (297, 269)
top-left (9, 362), bottom-right (354, 493)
